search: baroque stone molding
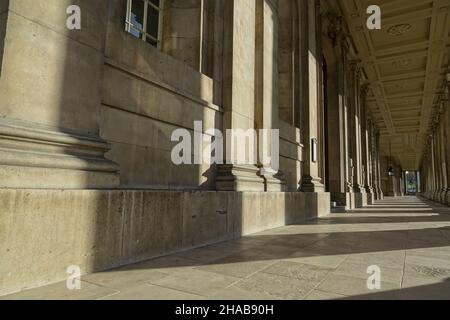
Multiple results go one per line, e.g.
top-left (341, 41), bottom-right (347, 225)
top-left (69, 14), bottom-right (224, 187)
top-left (0, 118), bottom-right (119, 189)
top-left (216, 164), bottom-right (265, 192)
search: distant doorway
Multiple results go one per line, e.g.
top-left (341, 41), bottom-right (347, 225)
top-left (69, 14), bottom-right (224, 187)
top-left (405, 171), bottom-right (417, 195)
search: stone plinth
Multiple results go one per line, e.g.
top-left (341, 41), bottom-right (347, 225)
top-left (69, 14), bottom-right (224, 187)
top-left (0, 188), bottom-right (331, 296)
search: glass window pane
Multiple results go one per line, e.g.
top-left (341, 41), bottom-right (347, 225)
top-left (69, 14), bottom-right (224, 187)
top-left (147, 6), bottom-right (160, 38)
top-left (130, 0), bottom-right (145, 30)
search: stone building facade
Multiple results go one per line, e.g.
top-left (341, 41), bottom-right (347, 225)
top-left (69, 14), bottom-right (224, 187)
top-left (0, 0), bottom-right (448, 296)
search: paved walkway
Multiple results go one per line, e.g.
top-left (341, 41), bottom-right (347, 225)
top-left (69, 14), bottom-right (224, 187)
top-left (3, 196), bottom-right (450, 300)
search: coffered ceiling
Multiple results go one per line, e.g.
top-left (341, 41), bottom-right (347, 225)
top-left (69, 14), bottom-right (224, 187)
top-left (340, 0), bottom-right (450, 170)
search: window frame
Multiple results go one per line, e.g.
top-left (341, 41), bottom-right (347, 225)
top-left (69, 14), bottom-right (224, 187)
top-left (125, 0), bottom-right (164, 48)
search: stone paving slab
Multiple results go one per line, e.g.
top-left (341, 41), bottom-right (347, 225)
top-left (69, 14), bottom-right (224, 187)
top-left (2, 196), bottom-right (450, 300)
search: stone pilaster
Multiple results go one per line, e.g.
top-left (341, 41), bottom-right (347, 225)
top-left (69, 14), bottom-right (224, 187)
top-left (162, 0), bottom-right (203, 71)
top-left (216, 0), bottom-right (265, 191)
top-left (431, 128), bottom-right (439, 201)
top-left (361, 84), bottom-right (375, 204)
top-left (375, 132), bottom-right (384, 199)
top-left (254, 0), bottom-right (287, 192)
top-left (321, 12), bottom-right (351, 207)
top-left (0, 1), bottom-right (119, 188)
top-left (346, 60), bottom-right (366, 206)
top-left (299, 0), bottom-right (325, 193)
top-left (438, 107), bottom-right (447, 204)
top-left (443, 81), bottom-right (450, 206)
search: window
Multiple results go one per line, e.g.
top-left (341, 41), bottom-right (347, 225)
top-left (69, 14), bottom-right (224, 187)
top-left (125, 0), bottom-right (164, 47)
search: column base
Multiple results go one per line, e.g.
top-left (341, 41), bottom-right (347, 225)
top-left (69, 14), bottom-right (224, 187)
top-left (430, 190), bottom-right (435, 201)
top-left (353, 185), bottom-right (367, 207)
top-left (300, 175), bottom-right (325, 193)
top-left (374, 187), bottom-right (384, 200)
top-left (345, 192), bottom-right (367, 209)
top-left (216, 164), bottom-right (265, 191)
top-left (439, 189), bottom-right (447, 204)
top-left (330, 192), bottom-right (353, 209)
top-left (260, 170), bottom-right (287, 192)
top-left (365, 187), bottom-right (375, 205)
top-left (0, 118), bottom-right (119, 189)
top-left (377, 191), bottom-right (384, 200)
top-left (429, 191), bottom-right (434, 200)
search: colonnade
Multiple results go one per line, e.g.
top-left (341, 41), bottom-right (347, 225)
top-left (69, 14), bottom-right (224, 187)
top-left (421, 77), bottom-right (450, 206)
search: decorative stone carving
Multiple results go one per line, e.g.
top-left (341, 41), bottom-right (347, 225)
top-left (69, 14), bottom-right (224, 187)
top-left (325, 11), bottom-right (343, 46)
top-left (392, 58), bottom-right (412, 68)
top-left (360, 82), bottom-right (370, 98)
top-left (387, 24), bottom-right (412, 36)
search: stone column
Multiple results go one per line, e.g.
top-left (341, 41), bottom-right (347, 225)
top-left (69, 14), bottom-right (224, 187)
top-left (435, 127), bottom-right (442, 202)
top-left (375, 131), bottom-right (384, 199)
top-left (400, 170), bottom-right (405, 196)
top-left (420, 162), bottom-right (426, 196)
top-left (394, 164), bottom-right (402, 197)
top-left (299, 0), bottom-right (324, 193)
top-left (445, 81), bottom-right (450, 206)
top-left (385, 155), bottom-right (396, 197)
top-left (430, 133), bottom-right (437, 199)
top-left (438, 108), bottom-right (447, 204)
top-left (356, 72), bottom-right (366, 196)
top-left (0, 0), bottom-right (119, 189)
top-left (369, 122), bottom-right (379, 200)
top-left (426, 140), bottom-right (431, 196)
top-left (433, 122), bottom-right (441, 201)
top-left (370, 126), bottom-right (378, 200)
top-left (346, 61), bottom-right (365, 205)
top-left (427, 142), bottom-right (433, 199)
top-left (361, 85), bottom-right (375, 204)
top-left (424, 139), bottom-right (430, 198)
top-left (421, 163), bottom-right (426, 196)
top-left (216, 0), bottom-right (265, 191)
top-left (254, 0), bottom-right (286, 191)
top-left (321, 13), bottom-right (351, 207)
top-left (424, 159), bottom-right (430, 198)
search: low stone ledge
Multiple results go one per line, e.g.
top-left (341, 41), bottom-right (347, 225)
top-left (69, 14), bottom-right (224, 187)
top-left (0, 189), bottom-right (330, 296)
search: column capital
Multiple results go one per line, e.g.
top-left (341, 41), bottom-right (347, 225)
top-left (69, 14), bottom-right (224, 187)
top-left (360, 82), bottom-right (370, 99)
top-left (324, 10), bottom-right (344, 46)
top-left (348, 59), bottom-right (361, 72)
top-left (442, 86), bottom-right (449, 102)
